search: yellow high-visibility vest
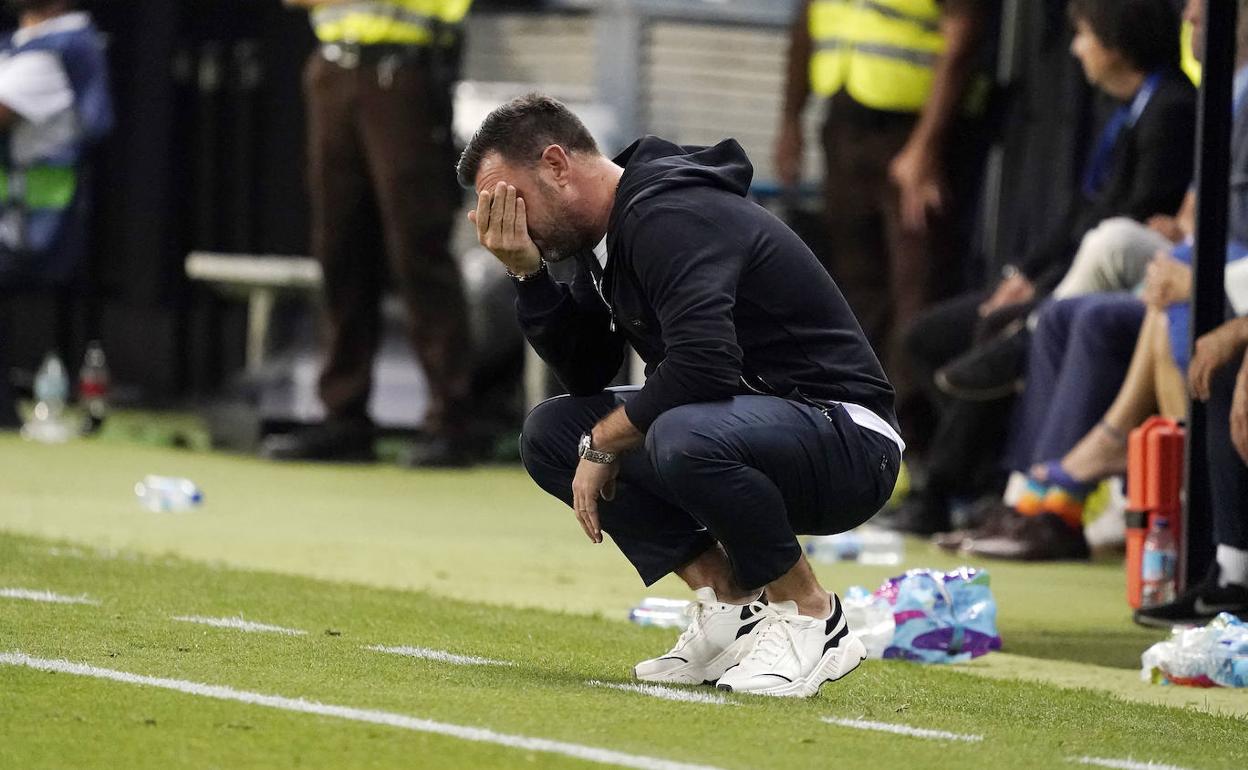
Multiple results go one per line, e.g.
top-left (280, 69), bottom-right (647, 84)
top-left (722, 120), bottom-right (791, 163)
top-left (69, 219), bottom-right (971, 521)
top-left (312, 0), bottom-right (472, 46)
top-left (809, 0), bottom-right (945, 112)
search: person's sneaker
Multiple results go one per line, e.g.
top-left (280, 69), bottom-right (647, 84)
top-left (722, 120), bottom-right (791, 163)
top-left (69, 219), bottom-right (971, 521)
top-left (633, 587), bottom-right (766, 686)
top-left (963, 512), bottom-right (1090, 561)
top-left (716, 594), bottom-right (866, 698)
top-left (1134, 566), bottom-right (1248, 629)
top-left (932, 502), bottom-right (1021, 552)
top-left (259, 422), bottom-right (375, 463)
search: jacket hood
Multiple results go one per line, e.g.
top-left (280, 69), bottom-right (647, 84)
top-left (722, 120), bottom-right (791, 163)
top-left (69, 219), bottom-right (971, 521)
top-left (610, 136), bottom-right (753, 223)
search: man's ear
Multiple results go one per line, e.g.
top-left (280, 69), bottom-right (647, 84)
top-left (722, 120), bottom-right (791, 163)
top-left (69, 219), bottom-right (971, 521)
top-left (539, 144), bottom-right (572, 186)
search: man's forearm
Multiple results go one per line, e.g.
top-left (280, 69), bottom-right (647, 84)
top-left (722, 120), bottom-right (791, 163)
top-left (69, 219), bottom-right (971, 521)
top-left (904, 7), bottom-right (984, 152)
top-left (591, 406), bottom-right (644, 454)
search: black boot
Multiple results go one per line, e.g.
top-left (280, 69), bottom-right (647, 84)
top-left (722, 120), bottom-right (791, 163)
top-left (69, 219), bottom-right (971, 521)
top-left (259, 420), bottom-right (376, 463)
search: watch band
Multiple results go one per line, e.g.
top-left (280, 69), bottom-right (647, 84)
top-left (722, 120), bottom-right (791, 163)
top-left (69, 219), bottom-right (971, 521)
top-left (507, 259), bottom-right (547, 282)
top-left (578, 432), bottom-right (617, 464)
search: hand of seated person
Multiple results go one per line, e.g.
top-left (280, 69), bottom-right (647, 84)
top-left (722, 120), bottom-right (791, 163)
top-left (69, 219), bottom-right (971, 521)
top-left (1143, 251), bottom-right (1192, 309)
top-left (1146, 214), bottom-right (1188, 244)
top-left (1189, 318), bottom-right (1248, 401)
top-left (978, 272), bottom-right (1035, 318)
top-left (1233, 350), bottom-right (1248, 465)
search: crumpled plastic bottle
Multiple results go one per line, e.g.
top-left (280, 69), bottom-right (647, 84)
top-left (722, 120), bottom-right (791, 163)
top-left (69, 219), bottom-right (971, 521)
top-left (1141, 612), bottom-right (1248, 687)
top-left (841, 585), bottom-right (896, 659)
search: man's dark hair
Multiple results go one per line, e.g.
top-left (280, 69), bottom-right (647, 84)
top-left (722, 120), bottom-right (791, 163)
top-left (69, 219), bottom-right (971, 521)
top-left (1067, 0), bottom-right (1180, 74)
top-left (456, 94), bottom-right (600, 189)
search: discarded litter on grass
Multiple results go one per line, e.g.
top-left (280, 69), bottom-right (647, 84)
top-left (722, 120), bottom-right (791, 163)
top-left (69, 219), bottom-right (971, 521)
top-left (1141, 612), bottom-right (1248, 688)
top-left (845, 566), bottom-right (1002, 663)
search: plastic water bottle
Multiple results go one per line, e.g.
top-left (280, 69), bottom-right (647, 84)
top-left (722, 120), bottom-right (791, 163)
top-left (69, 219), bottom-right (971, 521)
top-left (628, 597), bottom-right (690, 629)
top-left (78, 341), bottom-right (109, 435)
top-left (135, 476), bottom-right (204, 512)
top-left (21, 352), bottom-right (74, 443)
top-left (1141, 516), bottom-right (1178, 607)
top-left (806, 526), bottom-right (904, 566)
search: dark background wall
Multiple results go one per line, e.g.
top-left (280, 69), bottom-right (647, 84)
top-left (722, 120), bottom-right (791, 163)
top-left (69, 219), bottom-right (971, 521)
top-left (5, 0), bottom-right (317, 403)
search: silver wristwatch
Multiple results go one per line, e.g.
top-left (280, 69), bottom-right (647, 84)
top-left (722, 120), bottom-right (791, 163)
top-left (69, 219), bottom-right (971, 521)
top-left (577, 432), bottom-right (617, 464)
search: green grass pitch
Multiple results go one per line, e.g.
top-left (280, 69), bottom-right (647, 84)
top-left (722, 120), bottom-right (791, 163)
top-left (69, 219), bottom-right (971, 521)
top-left (1, 427), bottom-right (1246, 769)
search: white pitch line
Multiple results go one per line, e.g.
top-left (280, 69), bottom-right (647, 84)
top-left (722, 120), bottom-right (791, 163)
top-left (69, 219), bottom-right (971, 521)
top-left (365, 645), bottom-right (513, 667)
top-left (171, 615), bottom-right (307, 636)
top-left (586, 680), bottom-right (731, 706)
top-left (821, 716), bottom-right (984, 743)
top-left (0, 587), bottom-right (99, 606)
top-left (1074, 756), bottom-right (1194, 770)
top-left (0, 653), bottom-right (725, 770)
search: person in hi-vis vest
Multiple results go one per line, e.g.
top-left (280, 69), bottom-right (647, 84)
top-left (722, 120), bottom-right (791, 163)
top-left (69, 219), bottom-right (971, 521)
top-left (776, 0), bottom-right (990, 452)
top-left (265, 0), bottom-right (476, 467)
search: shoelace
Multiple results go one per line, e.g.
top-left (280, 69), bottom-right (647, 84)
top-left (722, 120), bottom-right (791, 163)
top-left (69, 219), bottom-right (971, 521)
top-left (738, 604), bottom-right (816, 668)
top-left (670, 599), bottom-right (712, 652)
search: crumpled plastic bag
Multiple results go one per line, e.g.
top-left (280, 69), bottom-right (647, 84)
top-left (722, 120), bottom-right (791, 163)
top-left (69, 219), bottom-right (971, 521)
top-left (1141, 612), bottom-right (1248, 688)
top-left (843, 566), bottom-right (1002, 663)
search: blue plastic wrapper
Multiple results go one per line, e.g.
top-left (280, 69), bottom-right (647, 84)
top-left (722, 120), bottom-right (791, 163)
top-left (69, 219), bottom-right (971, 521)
top-left (872, 566), bottom-right (1003, 664)
top-left (1141, 612), bottom-right (1248, 688)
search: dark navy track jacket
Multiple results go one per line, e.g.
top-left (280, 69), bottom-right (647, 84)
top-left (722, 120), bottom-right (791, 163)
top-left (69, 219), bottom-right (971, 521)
top-left (513, 135), bottom-right (897, 434)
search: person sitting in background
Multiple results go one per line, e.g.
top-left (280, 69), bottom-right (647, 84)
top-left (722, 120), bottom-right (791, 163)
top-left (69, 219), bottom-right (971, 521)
top-left (935, 0), bottom-right (1248, 559)
top-left (891, 0), bottom-right (1195, 535)
top-left (945, 243), bottom-right (1247, 560)
top-left (1135, 315), bottom-right (1248, 625)
top-left (0, 0), bottom-right (112, 429)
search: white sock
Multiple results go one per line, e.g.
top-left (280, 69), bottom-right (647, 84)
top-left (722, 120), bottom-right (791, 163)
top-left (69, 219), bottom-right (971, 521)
top-left (1216, 544), bottom-right (1248, 587)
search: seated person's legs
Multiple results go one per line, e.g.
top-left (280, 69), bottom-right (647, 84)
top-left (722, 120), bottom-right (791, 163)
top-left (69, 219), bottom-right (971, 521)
top-left (1135, 356), bottom-right (1248, 626)
top-left (1052, 217), bottom-right (1172, 299)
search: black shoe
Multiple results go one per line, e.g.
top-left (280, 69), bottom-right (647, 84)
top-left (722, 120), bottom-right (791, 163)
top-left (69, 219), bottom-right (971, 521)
top-left (397, 435), bottom-right (475, 469)
top-left (874, 492), bottom-right (952, 536)
top-left (934, 323), bottom-right (1029, 401)
top-left (963, 512), bottom-right (1090, 561)
top-left (1134, 565), bottom-right (1248, 629)
top-left (259, 422), bottom-right (376, 463)
top-left (933, 502), bottom-right (1021, 552)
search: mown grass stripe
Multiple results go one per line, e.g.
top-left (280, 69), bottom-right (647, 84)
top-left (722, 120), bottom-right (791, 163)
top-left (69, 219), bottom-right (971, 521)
top-left (0, 653), bottom-right (727, 770)
top-left (586, 680), bottom-right (731, 706)
top-left (171, 615), bottom-right (307, 636)
top-left (0, 587), bottom-right (98, 605)
top-left (821, 716), bottom-right (984, 743)
top-left (365, 645), bottom-right (513, 667)
top-left (1074, 757), bottom-right (1194, 770)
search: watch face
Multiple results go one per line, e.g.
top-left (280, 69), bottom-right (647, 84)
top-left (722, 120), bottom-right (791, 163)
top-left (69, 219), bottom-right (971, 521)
top-left (578, 434), bottom-right (591, 456)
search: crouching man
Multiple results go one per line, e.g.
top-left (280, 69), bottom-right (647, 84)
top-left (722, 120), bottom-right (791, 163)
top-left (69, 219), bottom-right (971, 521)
top-left (458, 95), bottom-right (903, 697)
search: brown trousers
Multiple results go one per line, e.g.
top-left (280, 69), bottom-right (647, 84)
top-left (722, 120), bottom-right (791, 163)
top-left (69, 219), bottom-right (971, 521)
top-left (820, 92), bottom-right (965, 410)
top-left (303, 51), bottom-right (471, 436)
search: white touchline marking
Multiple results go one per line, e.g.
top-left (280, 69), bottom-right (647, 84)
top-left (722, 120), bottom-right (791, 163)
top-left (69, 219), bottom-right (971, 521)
top-left (821, 717), bottom-right (984, 743)
top-left (586, 680), bottom-right (732, 706)
top-left (171, 615), bottom-right (307, 636)
top-left (0, 588), bottom-right (99, 605)
top-left (1074, 756), bottom-right (1194, 770)
top-left (365, 645), bottom-right (513, 667)
top-left (0, 653), bottom-right (726, 770)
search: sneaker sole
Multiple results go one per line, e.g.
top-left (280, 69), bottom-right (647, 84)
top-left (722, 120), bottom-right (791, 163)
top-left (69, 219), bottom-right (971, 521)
top-left (633, 641), bottom-right (745, 686)
top-left (717, 634), bottom-right (868, 698)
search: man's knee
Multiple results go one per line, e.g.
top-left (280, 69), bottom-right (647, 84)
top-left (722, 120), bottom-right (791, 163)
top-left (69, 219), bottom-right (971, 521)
top-left (520, 396), bottom-right (580, 475)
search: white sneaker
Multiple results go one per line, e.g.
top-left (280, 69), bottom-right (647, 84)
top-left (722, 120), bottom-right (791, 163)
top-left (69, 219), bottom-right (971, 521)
top-left (633, 587), bottom-right (765, 686)
top-left (716, 594), bottom-right (866, 698)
